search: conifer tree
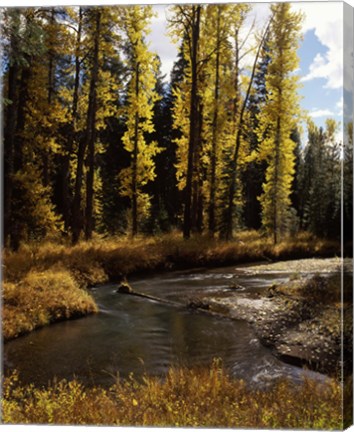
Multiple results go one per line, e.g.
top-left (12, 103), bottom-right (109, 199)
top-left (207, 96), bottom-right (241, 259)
top-left (301, 120), bottom-right (341, 238)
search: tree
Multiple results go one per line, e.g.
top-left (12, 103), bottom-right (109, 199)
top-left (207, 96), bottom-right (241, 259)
top-left (255, 3), bottom-right (303, 243)
top-left (169, 5), bottom-right (202, 238)
top-left (242, 37), bottom-right (271, 230)
top-left (301, 119), bottom-right (341, 238)
top-left (119, 6), bottom-right (161, 236)
top-left (221, 8), bottom-right (271, 240)
top-left (344, 121), bottom-right (353, 251)
top-left (71, 6), bottom-right (121, 243)
top-left (2, 8), bottom-right (61, 249)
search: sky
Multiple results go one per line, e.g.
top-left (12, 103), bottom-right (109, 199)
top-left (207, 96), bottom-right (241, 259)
top-left (146, 1), bottom-right (353, 143)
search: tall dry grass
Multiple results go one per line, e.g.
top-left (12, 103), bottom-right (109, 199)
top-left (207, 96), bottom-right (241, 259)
top-left (2, 270), bottom-right (98, 341)
top-left (2, 363), bottom-right (342, 428)
top-left (2, 231), bottom-right (340, 341)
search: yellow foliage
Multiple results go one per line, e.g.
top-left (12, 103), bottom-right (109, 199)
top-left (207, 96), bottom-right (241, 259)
top-left (2, 364), bottom-right (343, 428)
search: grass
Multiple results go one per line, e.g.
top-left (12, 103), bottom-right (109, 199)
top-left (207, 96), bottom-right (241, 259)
top-left (2, 270), bottom-right (98, 341)
top-left (2, 230), bottom-right (340, 341)
top-left (1, 363), bottom-right (343, 428)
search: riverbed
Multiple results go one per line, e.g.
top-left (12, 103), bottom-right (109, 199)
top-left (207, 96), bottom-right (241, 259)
top-left (4, 259), bottom-right (341, 388)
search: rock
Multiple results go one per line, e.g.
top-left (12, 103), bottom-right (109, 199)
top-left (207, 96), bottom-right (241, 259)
top-left (116, 280), bottom-right (133, 294)
top-left (229, 283), bottom-right (245, 291)
top-left (187, 299), bottom-right (210, 310)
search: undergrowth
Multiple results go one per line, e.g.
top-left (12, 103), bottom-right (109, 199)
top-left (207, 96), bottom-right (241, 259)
top-left (2, 270), bottom-right (98, 341)
top-left (2, 230), bottom-right (340, 341)
top-left (2, 364), bottom-right (343, 429)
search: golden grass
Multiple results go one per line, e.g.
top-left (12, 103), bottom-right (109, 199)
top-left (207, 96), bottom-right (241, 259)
top-left (2, 270), bottom-right (98, 341)
top-left (2, 364), bottom-right (343, 428)
top-left (2, 230), bottom-right (340, 341)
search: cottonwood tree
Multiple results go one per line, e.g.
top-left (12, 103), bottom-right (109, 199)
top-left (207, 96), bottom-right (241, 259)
top-left (221, 7), bottom-right (272, 240)
top-left (254, 3), bottom-right (303, 244)
top-left (119, 6), bottom-right (161, 236)
top-left (71, 6), bottom-right (121, 243)
top-left (3, 8), bottom-right (62, 249)
top-left (169, 5), bottom-right (203, 238)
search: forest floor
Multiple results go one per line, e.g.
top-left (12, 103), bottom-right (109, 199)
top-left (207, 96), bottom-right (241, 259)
top-left (2, 231), bottom-right (341, 341)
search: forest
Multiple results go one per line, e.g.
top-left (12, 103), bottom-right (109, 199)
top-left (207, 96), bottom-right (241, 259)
top-left (2, 3), bottom-right (354, 428)
top-left (2, 3), bottom-right (352, 250)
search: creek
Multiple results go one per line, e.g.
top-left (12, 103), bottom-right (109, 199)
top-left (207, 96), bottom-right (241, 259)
top-left (3, 264), bottom-right (327, 388)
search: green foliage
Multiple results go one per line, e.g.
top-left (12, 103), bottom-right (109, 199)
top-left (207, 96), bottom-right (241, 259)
top-left (300, 120), bottom-right (341, 238)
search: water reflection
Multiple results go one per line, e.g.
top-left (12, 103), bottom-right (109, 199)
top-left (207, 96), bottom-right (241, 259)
top-left (4, 267), bottom-right (326, 388)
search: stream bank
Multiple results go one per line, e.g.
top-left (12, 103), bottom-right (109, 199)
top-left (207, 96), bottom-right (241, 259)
top-left (181, 258), bottom-right (352, 376)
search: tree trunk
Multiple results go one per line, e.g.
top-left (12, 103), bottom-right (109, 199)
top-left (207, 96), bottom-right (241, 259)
top-left (43, 8), bottom-right (56, 188)
top-left (72, 9), bottom-right (100, 244)
top-left (10, 66), bottom-right (31, 250)
top-left (183, 5), bottom-right (201, 239)
top-left (223, 20), bottom-right (271, 240)
top-left (273, 116), bottom-right (281, 245)
top-left (4, 62), bottom-right (19, 246)
top-left (3, 10), bottom-right (21, 246)
top-left (84, 9), bottom-right (101, 240)
top-left (62, 7), bottom-right (82, 232)
top-left (208, 8), bottom-right (221, 236)
top-left (131, 61), bottom-right (140, 237)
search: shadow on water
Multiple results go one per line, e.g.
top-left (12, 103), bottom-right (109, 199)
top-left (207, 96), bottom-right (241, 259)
top-left (3, 265), bottom-right (327, 388)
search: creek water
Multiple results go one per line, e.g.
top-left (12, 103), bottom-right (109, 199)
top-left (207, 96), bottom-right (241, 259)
top-left (3, 265), bottom-right (326, 388)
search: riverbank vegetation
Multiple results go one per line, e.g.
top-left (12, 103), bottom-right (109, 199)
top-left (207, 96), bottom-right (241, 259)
top-left (2, 231), bottom-right (340, 341)
top-left (2, 3), bottom-right (351, 427)
top-left (3, 270), bottom-right (97, 341)
top-left (2, 364), bottom-right (342, 428)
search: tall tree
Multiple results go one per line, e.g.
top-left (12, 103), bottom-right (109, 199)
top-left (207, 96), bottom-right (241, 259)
top-left (242, 38), bottom-right (271, 230)
top-left (255, 3), bottom-right (303, 243)
top-left (222, 8), bottom-right (270, 239)
top-left (301, 119), bottom-right (341, 238)
top-left (3, 8), bottom-right (61, 248)
top-left (119, 6), bottom-right (161, 236)
top-left (71, 6), bottom-right (121, 243)
top-left (169, 5), bottom-right (202, 238)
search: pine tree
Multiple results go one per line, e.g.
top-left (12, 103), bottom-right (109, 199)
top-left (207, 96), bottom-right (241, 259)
top-left (301, 119), bottom-right (341, 238)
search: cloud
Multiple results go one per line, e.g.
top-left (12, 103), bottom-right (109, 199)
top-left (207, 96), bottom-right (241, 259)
top-left (336, 96), bottom-right (344, 116)
top-left (309, 109), bottom-right (335, 118)
top-left (148, 6), bottom-right (178, 79)
top-left (293, 3), bottom-right (343, 89)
